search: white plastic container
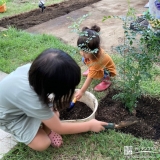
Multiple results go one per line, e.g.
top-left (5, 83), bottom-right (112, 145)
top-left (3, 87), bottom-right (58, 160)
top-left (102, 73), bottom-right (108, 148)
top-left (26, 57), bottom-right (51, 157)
top-left (149, 0), bottom-right (160, 19)
top-left (62, 89), bottom-right (98, 123)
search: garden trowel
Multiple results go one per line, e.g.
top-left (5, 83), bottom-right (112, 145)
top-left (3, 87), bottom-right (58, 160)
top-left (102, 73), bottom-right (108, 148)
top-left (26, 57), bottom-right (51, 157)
top-left (103, 117), bottom-right (139, 129)
top-left (67, 97), bottom-right (77, 111)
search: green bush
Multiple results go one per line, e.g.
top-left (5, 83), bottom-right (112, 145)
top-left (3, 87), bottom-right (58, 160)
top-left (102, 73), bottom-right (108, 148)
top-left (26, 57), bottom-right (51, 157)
top-left (103, 8), bottom-right (160, 112)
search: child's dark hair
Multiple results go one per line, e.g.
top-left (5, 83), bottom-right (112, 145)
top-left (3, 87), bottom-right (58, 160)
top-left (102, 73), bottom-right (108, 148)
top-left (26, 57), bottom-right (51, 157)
top-left (77, 25), bottom-right (101, 56)
top-left (29, 48), bottom-right (81, 110)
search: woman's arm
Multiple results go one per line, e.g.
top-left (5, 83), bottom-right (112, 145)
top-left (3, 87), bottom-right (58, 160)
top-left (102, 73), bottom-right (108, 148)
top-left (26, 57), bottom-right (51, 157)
top-left (42, 114), bottom-right (107, 135)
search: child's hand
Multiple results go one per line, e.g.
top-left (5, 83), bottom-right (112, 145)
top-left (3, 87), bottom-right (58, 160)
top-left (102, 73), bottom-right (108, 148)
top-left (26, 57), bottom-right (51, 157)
top-left (88, 119), bottom-right (108, 132)
top-left (74, 90), bottom-right (84, 100)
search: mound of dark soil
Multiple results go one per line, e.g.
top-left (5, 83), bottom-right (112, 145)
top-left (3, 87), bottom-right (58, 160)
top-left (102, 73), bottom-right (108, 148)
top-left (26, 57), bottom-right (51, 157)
top-left (96, 89), bottom-right (160, 140)
top-left (0, 0), bottom-right (100, 30)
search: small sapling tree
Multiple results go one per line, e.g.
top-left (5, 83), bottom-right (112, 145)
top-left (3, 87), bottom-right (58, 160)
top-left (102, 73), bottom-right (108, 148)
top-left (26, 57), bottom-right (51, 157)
top-left (103, 6), bottom-right (160, 112)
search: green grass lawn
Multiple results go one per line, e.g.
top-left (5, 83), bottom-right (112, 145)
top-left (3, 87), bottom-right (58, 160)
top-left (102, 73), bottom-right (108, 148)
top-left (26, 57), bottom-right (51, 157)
top-left (3, 131), bottom-right (156, 160)
top-left (1, 27), bottom-right (160, 160)
top-left (0, 27), bottom-right (81, 73)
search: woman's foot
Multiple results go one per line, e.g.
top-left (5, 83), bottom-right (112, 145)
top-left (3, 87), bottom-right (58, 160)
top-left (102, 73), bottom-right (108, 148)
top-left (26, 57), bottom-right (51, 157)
top-left (94, 81), bottom-right (111, 91)
top-left (49, 131), bottom-right (63, 148)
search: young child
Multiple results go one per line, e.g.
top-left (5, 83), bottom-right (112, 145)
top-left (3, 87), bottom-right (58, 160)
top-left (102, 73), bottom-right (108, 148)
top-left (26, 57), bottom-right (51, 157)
top-left (0, 48), bottom-right (107, 151)
top-left (75, 25), bottom-right (116, 100)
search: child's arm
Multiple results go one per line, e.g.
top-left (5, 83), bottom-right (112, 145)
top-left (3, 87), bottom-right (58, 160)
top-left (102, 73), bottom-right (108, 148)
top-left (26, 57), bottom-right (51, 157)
top-left (75, 76), bottom-right (92, 100)
top-left (42, 114), bottom-right (108, 134)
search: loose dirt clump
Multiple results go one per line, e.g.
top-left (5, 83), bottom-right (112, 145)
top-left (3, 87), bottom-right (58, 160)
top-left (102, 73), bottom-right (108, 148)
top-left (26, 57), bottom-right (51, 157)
top-left (0, 0), bottom-right (100, 30)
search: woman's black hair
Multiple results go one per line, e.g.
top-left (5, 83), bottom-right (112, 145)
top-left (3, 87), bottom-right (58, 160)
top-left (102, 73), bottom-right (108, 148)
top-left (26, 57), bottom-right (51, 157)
top-left (29, 48), bottom-right (81, 110)
top-left (77, 25), bottom-right (101, 55)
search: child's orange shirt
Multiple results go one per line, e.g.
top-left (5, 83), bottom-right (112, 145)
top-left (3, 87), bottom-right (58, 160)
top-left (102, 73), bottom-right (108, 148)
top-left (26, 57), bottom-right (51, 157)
top-left (84, 48), bottom-right (116, 79)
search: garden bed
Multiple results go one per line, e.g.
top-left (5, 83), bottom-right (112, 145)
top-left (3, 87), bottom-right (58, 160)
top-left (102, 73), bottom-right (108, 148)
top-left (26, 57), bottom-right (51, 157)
top-left (96, 88), bottom-right (160, 141)
top-left (0, 0), bottom-right (100, 30)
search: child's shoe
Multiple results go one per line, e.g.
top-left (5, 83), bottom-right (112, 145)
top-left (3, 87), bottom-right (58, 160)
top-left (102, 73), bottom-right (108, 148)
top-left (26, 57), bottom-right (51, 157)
top-left (94, 81), bottom-right (111, 91)
top-left (49, 131), bottom-right (63, 148)
top-left (82, 69), bottom-right (89, 76)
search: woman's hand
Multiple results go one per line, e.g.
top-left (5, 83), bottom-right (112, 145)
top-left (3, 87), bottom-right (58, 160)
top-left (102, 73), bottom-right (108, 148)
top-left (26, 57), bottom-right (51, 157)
top-left (88, 119), bottom-right (108, 132)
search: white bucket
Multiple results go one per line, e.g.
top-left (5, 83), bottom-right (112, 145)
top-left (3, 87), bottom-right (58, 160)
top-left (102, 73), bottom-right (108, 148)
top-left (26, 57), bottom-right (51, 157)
top-left (62, 89), bottom-right (98, 123)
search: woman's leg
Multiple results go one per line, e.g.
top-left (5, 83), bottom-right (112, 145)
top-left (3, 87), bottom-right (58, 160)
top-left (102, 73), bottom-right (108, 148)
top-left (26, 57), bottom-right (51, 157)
top-left (28, 128), bottom-right (51, 151)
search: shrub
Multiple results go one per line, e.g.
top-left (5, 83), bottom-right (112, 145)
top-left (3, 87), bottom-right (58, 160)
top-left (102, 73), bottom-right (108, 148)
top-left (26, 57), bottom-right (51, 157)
top-left (103, 8), bottom-right (160, 112)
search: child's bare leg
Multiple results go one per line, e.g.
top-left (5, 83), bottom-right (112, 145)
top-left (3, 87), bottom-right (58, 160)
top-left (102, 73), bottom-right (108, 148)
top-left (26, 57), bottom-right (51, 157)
top-left (41, 110), bottom-right (63, 148)
top-left (28, 110), bottom-right (62, 150)
top-left (28, 128), bottom-right (51, 151)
